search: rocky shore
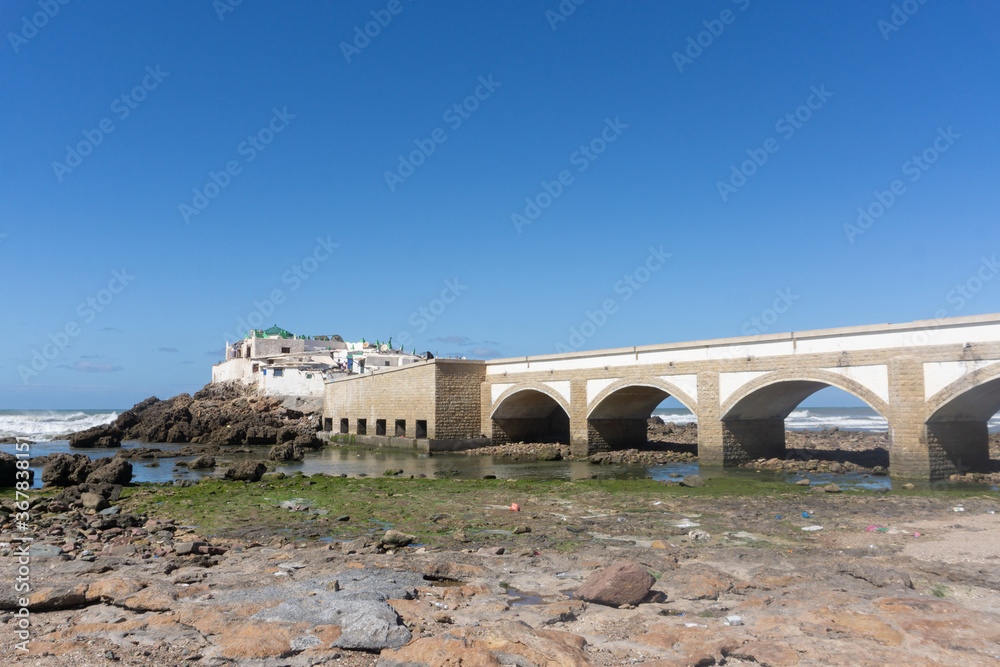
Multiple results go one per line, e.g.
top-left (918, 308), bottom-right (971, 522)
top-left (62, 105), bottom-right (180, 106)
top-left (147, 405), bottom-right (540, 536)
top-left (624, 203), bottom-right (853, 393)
top-left (3, 473), bottom-right (1000, 666)
top-left (65, 382), bottom-right (323, 450)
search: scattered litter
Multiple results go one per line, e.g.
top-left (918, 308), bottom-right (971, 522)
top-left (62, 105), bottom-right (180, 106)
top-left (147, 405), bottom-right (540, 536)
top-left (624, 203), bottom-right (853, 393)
top-left (913, 532), bottom-right (922, 537)
top-left (652, 501), bottom-right (662, 506)
top-left (865, 525), bottom-right (887, 532)
top-left (988, 510), bottom-right (996, 515)
top-left (953, 507), bottom-right (965, 512)
top-left (801, 525), bottom-right (823, 532)
top-left (775, 515), bottom-right (782, 520)
top-left (801, 512), bottom-right (813, 518)
top-left (725, 616), bottom-right (743, 626)
top-left (510, 503), bottom-right (520, 512)
top-left (432, 601), bottom-right (449, 609)
top-left (684, 623), bottom-right (708, 628)
top-left (674, 518), bottom-right (700, 528)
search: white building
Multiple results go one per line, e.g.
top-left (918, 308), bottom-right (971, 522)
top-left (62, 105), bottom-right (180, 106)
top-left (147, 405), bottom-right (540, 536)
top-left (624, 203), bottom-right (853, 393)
top-left (212, 326), bottom-right (423, 398)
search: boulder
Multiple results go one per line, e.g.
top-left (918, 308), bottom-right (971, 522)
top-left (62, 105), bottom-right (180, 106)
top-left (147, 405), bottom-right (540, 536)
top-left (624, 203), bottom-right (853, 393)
top-left (292, 433), bottom-right (324, 450)
top-left (574, 560), bottom-right (656, 607)
top-left (69, 425), bottom-right (123, 448)
top-left (80, 492), bottom-right (110, 511)
top-left (86, 458), bottom-right (132, 485)
top-left (42, 453), bottom-right (96, 486)
top-left (680, 474), bottom-right (705, 488)
top-left (379, 530), bottom-right (415, 549)
top-left (268, 442), bottom-right (303, 462)
top-left (224, 461), bottom-right (267, 482)
top-left (0, 452), bottom-right (32, 488)
top-left (188, 455), bottom-right (216, 469)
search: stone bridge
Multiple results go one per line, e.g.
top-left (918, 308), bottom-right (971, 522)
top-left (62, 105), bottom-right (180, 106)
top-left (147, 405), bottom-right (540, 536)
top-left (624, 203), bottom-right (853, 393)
top-left (481, 313), bottom-right (1000, 479)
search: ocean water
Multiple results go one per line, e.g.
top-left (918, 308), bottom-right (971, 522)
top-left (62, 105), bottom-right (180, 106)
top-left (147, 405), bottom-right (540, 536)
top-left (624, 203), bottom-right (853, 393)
top-left (0, 409), bottom-right (119, 441)
top-left (2, 407), bottom-right (998, 443)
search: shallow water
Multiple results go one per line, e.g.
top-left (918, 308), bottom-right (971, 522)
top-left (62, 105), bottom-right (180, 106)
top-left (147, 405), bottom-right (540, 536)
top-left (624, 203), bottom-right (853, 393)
top-left (13, 438), bottom-right (957, 493)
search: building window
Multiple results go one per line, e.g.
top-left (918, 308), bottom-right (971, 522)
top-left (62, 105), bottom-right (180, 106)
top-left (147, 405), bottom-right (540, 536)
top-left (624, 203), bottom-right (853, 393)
top-left (415, 420), bottom-right (427, 439)
top-left (281, 347), bottom-right (291, 354)
top-left (252, 364), bottom-right (259, 373)
top-left (306, 373), bottom-right (313, 379)
top-left (384, 361), bottom-right (390, 367)
top-left (340, 418), bottom-right (349, 434)
top-left (375, 419), bottom-right (386, 436)
top-left (395, 419), bottom-right (406, 437)
top-left (273, 369), bottom-right (284, 377)
top-left (323, 417), bottom-right (332, 432)
top-left (357, 419), bottom-right (367, 435)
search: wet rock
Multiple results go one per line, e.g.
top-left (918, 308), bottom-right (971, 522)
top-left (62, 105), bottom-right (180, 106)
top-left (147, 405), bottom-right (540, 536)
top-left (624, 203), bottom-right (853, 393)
top-left (188, 455), bottom-right (216, 469)
top-left (574, 560), bottom-right (655, 607)
top-left (824, 483), bottom-right (842, 493)
top-left (0, 451), bottom-right (32, 488)
top-left (86, 458), bottom-right (133, 485)
top-left (69, 425), bottom-right (123, 448)
top-left (42, 453), bottom-right (96, 486)
top-left (680, 474), bottom-right (705, 488)
top-left (224, 461), bottom-right (267, 482)
top-left (268, 441), bottom-right (303, 461)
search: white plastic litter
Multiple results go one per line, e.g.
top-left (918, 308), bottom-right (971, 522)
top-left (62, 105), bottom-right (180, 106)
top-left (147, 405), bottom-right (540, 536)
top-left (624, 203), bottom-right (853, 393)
top-left (801, 525), bottom-right (823, 531)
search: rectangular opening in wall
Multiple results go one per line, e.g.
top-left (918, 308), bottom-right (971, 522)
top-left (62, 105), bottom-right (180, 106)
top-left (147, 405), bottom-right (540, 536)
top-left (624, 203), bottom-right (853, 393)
top-left (340, 418), bottom-right (349, 434)
top-left (395, 419), bottom-right (406, 437)
top-left (376, 419), bottom-right (386, 436)
top-left (357, 419), bottom-right (367, 435)
top-left (323, 417), bottom-right (332, 432)
top-left (281, 347), bottom-right (290, 354)
top-left (415, 420), bottom-right (427, 439)
top-left (273, 368), bottom-right (284, 377)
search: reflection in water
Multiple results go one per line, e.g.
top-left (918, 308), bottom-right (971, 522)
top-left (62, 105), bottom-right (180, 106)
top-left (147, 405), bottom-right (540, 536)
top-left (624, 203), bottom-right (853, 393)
top-left (23, 439), bottom-right (966, 493)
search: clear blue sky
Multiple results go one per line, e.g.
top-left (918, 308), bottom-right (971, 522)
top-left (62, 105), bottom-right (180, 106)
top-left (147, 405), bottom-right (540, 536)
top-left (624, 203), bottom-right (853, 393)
top-left (3, 1), bottom-right (999, 409)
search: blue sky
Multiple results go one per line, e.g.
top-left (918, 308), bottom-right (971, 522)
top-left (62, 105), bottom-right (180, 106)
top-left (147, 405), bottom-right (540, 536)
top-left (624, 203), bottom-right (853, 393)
top-left (2, 0), bottom-right (999, 409)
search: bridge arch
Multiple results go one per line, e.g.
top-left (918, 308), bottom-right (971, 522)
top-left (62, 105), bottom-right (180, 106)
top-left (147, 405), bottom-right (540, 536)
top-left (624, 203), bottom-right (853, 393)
top-left (489, 383), bottom-right (571, 446)
top-left (923, 361), bottom-right (1000, 473)
top-left (585, 378), bottom-right (698, 451)
top-left (717, 369), bottom-right (890, 466)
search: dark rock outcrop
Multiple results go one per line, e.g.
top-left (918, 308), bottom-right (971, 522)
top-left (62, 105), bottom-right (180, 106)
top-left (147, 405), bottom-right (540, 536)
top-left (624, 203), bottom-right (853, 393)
top-left (86, 458), bottom-right (133, 485)
top-left (64, 381), bottom-right (323, 449)
top-left (224, 461), bottom-right (267, 482)
top-left (69, 425), bottom-right (123, 448)
top-left (0, 452), bottom-right (32, 488)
